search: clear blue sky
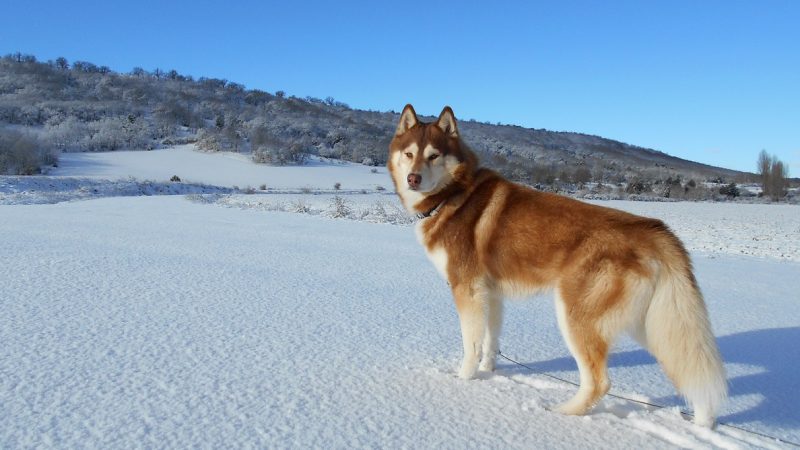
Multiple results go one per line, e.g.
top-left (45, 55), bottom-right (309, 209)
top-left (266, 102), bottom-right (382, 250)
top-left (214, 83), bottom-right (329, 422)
top-left (3, 0), bottom-right (798, 174)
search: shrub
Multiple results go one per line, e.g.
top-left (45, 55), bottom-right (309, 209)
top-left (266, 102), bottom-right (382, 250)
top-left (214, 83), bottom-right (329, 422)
top-left (253, 143), bottom-right (308, 166)
top-left (573, 166), bottom-right (592, 184)
top-left (625, 178), bottom-right (652, 195)
top-left (290, 199), bottom-right (310, 213)
top-left (196, 128), bottom-right (222, 152)
top-left (719, 182), bottom-right (740, 198)
top-left (0, 128), bottom-right (58, 175)
top-left (329, 195), bottom-right (351, 218)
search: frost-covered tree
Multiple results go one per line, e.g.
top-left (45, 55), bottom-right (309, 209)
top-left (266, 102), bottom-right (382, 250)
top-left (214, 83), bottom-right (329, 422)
top-left (44, 116), bottom-right (87, 152)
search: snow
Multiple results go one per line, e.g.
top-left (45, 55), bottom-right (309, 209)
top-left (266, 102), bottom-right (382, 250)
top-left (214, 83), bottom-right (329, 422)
top-left (52, 145), bottom-right (390, 191)
top-left (1, 147), bottom-right (799, 449)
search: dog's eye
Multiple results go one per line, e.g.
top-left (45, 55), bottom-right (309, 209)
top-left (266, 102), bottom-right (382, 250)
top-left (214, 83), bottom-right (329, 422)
top-left (428, 154), bottom-right (440, 161)
top-left (404, 152), bottom-right (413, 159)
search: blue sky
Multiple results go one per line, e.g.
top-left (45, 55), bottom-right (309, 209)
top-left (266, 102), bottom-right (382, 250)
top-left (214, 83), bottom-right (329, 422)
top-left (3, 0), bottom-right (798, 174)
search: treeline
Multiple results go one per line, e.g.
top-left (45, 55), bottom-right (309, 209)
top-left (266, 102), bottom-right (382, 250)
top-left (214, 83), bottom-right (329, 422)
top-left (1, 52), bottom-right (750, 193)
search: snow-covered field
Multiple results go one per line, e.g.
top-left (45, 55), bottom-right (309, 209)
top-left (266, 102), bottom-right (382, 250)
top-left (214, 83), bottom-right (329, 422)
top-left (53, 145), bottom-right (392, 192)
top-left (2, 147), bottom-right (799, 449)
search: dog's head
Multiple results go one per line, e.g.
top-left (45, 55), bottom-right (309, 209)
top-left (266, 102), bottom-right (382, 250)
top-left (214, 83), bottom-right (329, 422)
top-left (388, 104), bottom-right (476, 211)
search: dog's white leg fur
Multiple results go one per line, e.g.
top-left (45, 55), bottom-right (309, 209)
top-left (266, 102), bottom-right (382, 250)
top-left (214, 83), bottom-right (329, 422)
top-left (479, 295), bottom-right (503, 372)
top-left (454, 285), bottom-right (486, 380)
top-left (553, 292), bottom-right (609, 415)
top-left (457, 308), bottom-right (484, 380)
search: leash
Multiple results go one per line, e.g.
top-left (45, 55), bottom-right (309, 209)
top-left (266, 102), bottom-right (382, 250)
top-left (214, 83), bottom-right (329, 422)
top-left (497, 350), bottom-right (800, 448)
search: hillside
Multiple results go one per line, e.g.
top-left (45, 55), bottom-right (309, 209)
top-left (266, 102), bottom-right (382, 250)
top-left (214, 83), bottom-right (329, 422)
top-left (1, 52), bottom-right (744, 187)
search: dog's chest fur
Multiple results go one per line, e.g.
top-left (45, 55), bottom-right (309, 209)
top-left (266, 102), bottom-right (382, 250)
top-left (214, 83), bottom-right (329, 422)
top-left (415, 220), bottom-right (449, 281)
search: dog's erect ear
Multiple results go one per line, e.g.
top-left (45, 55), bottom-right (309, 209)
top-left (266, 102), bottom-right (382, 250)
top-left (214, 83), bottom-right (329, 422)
top-left (395, 104), bottom-right (419, 136)
top-left (436, 106), bottom-right (458, 138)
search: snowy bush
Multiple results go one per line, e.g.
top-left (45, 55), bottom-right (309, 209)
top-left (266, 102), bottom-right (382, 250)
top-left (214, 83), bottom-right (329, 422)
top-left (719, 183), bottom-right (740, 198)
top-left (290, 199), bottom-right (310, 213)
top-left (328, 196), bottom-right (351, 218)
top-left (44, 116), bottom-right (88, 152)
top-left (253, 143), bottom-right (308, 166)
top-left (196, 128), bottom-right (222, 152)
top-left (82, 115), bottom-right (151, 151)
top-left (625, 179), bottom-right (652, 195)
top-left (0, 128), bottom-right (58, 175)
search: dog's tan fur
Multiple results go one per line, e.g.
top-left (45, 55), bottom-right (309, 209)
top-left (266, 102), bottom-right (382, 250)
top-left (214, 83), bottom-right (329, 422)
top-left (388, 104), bottom-right (727, 427)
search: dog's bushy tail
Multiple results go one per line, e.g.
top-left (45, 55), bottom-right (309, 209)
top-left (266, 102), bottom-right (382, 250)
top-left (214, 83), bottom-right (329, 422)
top-left (644, 241), bottom-right (727, 427)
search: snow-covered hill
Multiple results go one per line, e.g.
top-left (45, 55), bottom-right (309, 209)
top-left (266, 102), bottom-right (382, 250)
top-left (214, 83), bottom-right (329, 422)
top-left (1, 148), bottom-right (799, 448)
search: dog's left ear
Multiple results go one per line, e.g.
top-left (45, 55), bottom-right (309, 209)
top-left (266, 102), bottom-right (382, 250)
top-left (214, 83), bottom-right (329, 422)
top-left (436, 106), bottom-right (459, 138)
top-left (395, 104), bottom-right (419, 136)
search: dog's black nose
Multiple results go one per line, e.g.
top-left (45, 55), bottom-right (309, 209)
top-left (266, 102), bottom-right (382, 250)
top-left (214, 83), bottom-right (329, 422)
top-left (407, 173), bottom-right (422, 189)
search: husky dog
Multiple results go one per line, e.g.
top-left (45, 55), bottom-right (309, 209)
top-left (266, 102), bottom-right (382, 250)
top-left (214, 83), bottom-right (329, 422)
top-left (387, 104), bottom-right (726, 427)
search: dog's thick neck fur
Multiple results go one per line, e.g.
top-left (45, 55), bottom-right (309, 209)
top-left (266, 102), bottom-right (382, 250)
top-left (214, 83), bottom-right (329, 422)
top-left (409, 168), bottom-right (472, 216)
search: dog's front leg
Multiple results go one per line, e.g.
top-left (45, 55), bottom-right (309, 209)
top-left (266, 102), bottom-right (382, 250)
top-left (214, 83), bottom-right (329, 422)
top-left (453, 284), bottom-right (485, 380)
top-left (479, 296), bottom-right (503, 372)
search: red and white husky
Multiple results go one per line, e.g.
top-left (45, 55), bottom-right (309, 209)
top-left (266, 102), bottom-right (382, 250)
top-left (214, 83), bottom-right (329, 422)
top-left (388, 104), bottom-right (726, 427)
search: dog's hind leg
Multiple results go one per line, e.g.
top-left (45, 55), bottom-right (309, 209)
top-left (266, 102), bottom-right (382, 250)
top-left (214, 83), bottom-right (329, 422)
top-left (453, 283), bottom-right (486, 380)
top-left (479, 293), bottom-right (503, 372)
top-left (553, 288), bottom-right (612, 416)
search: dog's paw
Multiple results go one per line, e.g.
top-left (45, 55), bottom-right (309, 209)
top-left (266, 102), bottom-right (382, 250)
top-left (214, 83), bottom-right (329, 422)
top-left (478, 359), bottom-right (495, 372)
top-left (554, 397), bottom-right (590, 416)
top-left (692, 413), bottom-right (715, 428)
top-left (458, 364), bottom-right (477, 380)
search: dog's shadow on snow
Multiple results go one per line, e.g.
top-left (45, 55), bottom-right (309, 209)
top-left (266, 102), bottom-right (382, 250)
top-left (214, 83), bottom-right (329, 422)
top-left (503, 327), bottom-right (800, 427)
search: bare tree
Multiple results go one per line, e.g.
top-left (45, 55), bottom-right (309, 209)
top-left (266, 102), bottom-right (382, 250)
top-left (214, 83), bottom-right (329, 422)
top-left (757, 150), bottom-right (771, 189)
top-left (769, 159), bottom-right (788, 200)
top-left (573, 166), bottom-right (592, 184)
top-left (757, 150), bottom-right (789, 201)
